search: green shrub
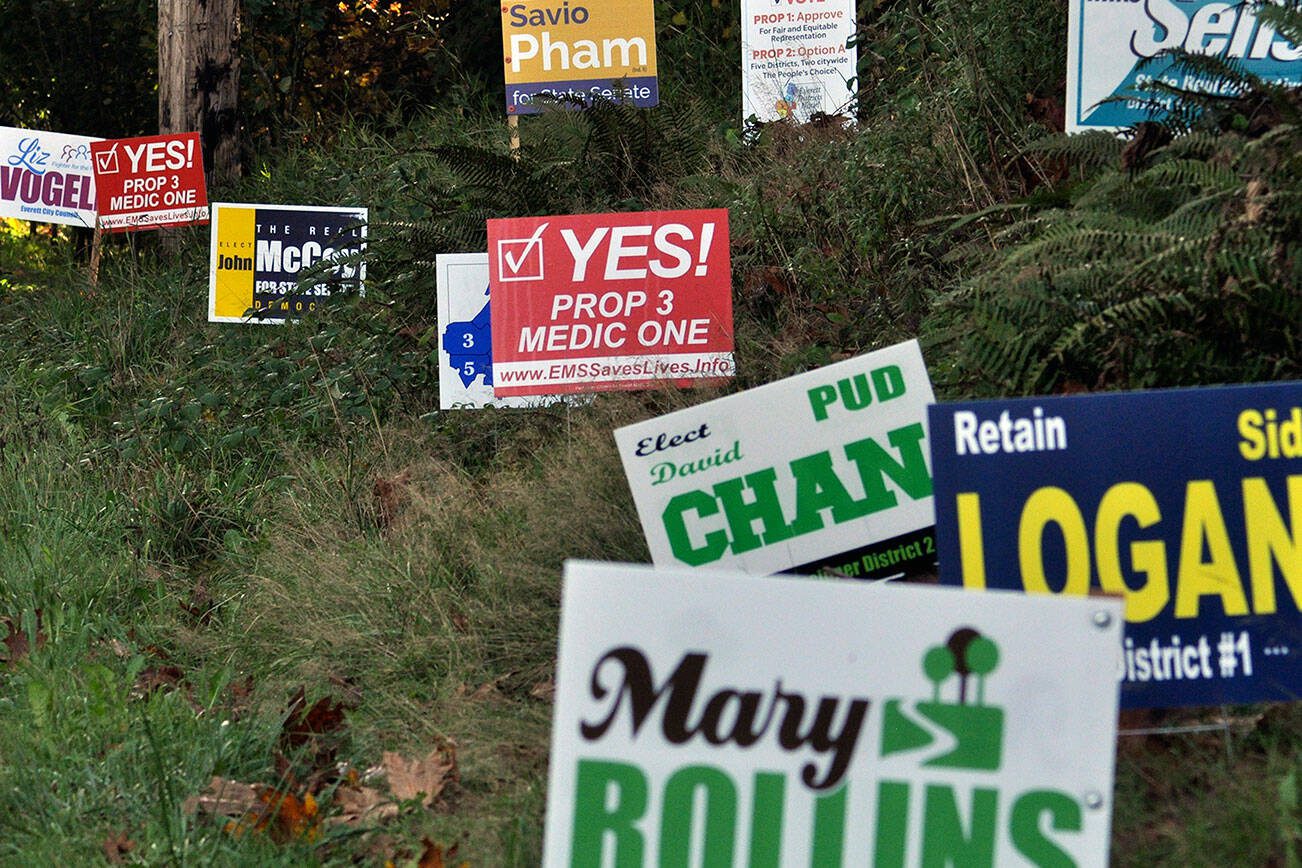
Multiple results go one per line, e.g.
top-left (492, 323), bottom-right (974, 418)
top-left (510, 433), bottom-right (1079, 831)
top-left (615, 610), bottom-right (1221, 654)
top-left (925, 111), bottom-right (1301, 396)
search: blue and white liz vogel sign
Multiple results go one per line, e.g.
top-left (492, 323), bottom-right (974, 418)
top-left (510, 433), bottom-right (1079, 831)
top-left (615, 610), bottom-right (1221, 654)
top-left (0, 126), bottom-right (99, 227)
top-left (436, 253), bottom-right (568, 410)
top-left (1066, 0), bottom-right (1302, 132)
top-left (929, 381), bottom-right (1302, 709)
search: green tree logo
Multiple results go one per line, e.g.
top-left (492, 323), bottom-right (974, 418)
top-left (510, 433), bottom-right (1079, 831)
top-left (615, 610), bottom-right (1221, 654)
top-left (882, 628), bottom-right (1005, 771)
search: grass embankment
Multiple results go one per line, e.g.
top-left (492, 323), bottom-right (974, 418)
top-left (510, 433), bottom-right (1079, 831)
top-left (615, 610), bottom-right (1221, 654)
top-left (0, 105), bottom-right (1299, 864)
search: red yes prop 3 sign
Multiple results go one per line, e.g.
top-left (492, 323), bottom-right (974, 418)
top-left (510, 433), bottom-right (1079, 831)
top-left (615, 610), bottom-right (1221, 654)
top-left (487, 209), bottom-right (734, 396)
top-left (90, 133), bottom-right (208, 232)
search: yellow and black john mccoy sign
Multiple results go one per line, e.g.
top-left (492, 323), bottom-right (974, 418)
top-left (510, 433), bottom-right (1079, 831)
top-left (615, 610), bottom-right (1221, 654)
top-left (208, 203), bottom-right (367, 324)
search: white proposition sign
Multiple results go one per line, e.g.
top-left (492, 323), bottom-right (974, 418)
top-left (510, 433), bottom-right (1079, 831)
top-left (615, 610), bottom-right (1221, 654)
top-left (741, 0), bottom-right (857, 122)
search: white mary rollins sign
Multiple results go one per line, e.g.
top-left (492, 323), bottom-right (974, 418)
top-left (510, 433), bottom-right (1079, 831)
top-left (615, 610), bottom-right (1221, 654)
top-left (544, 562), bottom-right (1123, 866)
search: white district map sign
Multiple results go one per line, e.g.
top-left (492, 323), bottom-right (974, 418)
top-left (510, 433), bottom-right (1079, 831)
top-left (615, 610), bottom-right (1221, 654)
top-left (436, 253), bottom-right (567, 409)
top-left (544, 561), bottom-right (1123, 866)
top-left (741, 0), bottom-right (857, 122)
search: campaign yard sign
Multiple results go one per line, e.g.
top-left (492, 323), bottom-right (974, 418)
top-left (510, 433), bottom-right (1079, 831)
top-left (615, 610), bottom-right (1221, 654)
top-left (545, 561), bottom-right (1123, 866)
top-left (487, 209), bottom-right (733, 396)
top-left (500, 0), bottom-right (658, 114)
top-left (1067, 0), bottom-right (1302, 132)
top-left (0, 126), bottom-right (99, 228)
top-left (209, 203), bottom-right (366, 324)
top-left (741, 0), bottom-right (857, 123)
top-left (614, 339), bottom-right (937, 578)
top-left (929, 381), bottom-right (1302, 709)
top-left (437, 252), bottom-right (568, 409)
top-left (90, 133), bottom-right (208, 231)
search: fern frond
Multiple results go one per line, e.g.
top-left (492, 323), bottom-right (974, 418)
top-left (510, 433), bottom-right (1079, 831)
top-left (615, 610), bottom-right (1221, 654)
top-left (1025, 130), bottom-right (1125, 169)
top-left (920, 74), bottom-right (1302, 394)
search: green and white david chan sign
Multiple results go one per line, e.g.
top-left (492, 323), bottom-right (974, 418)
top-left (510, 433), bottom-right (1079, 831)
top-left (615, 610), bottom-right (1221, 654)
top-left (544, 561), bottom-right (1123, 866)
top-left (614, 339), bottom-right (938, 578)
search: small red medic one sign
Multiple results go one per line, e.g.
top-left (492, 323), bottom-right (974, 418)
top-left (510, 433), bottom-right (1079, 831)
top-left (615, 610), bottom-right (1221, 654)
top-left (487, 208), bottom-right (734, 397)
top-left (90, 132), bottom-right (209, 232)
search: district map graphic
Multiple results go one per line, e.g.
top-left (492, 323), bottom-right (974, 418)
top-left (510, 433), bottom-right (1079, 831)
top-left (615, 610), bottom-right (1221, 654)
top-left (442, 286), bottom-right (494, 389)
top-left (436, 252), bottom-right (573, 410)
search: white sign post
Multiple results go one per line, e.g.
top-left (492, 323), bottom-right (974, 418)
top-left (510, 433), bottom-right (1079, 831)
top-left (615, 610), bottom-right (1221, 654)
top-left (544, 561), bottom-right (1123, 866)
top-left (741, 0), bottom-right (857, 123)
top-left (615, 339), bottom-right (937, 578)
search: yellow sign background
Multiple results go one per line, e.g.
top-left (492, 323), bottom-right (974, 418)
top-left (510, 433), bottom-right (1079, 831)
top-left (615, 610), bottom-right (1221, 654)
top-left (209, 203), bottom-right (256, 321)
top-left (500, 0), bottom-right (658, 85)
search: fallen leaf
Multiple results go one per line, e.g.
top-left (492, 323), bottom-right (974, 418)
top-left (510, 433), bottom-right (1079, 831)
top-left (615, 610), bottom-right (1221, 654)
top-left (468, 673), bottom-right (511, 702)
top-left (372, 471), bottom-right (411, 531)
top-left (183, 776), bottom-right (262, 817)
top-left (102, 830), bottom-right (134, 864)
top-left (330, 782), bottom-right (399, 826)
top-left (470, 682), bottom-right (501, 701)
top-left (215, 786), bottom-right (321, 843)
top-left (132, 665), bottom-right (185, 699)
top-left (1, 620), bottom-right (27, 664)
top-left (278, 686), bottom-right (354, 792)
top-left (282, 687), bottom-right (349, 748)
top-left (383, 744), bottom-right (458, 807)
top-left (262, 789), bottom-right (320, 842)
top-left (418, 838), bottom-right (444, 868)
top-left (2, 610), bottom-right (46, 666)
top-left (418, 838), bottom-right (468, 868)
top-left (223, 675), bottom-right (255, 719)
top-left (418, 837), bottom-right (444, 868)
top-left (529, 677), bottom-right (555, 702)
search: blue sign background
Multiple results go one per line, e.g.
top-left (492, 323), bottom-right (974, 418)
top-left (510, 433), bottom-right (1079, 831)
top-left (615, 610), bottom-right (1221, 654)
top-left (930, 382), bottom-right (1301, 708)
top-left (1069, 0), bottom-right (1302, 131)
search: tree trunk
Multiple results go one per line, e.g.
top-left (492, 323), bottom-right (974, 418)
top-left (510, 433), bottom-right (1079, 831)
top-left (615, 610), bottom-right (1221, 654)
top-left (158, 0), bottom-right (240, 186)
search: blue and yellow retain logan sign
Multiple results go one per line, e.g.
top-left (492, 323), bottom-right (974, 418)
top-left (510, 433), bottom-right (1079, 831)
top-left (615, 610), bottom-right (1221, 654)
top-left (929, 381), bottom-right (1301, 709)
top-left (500, 0), bottom-right (658, 114)
top-left (208, 202), bottom-right (367, 324)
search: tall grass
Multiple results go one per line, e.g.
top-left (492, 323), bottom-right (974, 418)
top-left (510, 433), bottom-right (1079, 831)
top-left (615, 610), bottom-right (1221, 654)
top-left (0, 31), bottom-right (1299, 859)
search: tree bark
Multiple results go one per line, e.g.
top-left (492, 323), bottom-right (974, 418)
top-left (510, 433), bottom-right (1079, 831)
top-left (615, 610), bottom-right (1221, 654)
top-left (158, 0), bottom-right (240, 186)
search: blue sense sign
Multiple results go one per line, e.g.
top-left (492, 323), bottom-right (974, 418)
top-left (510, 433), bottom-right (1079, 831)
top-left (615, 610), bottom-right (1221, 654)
top-left (929, 381), bottom-right (1301, 709)
top-left (1066, 0), bottom-right (1302, 132)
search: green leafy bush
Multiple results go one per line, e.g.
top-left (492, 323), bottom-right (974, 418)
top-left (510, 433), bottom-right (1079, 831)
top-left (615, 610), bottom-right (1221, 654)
top-left (925, 88), bottom-right (1301, 395)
